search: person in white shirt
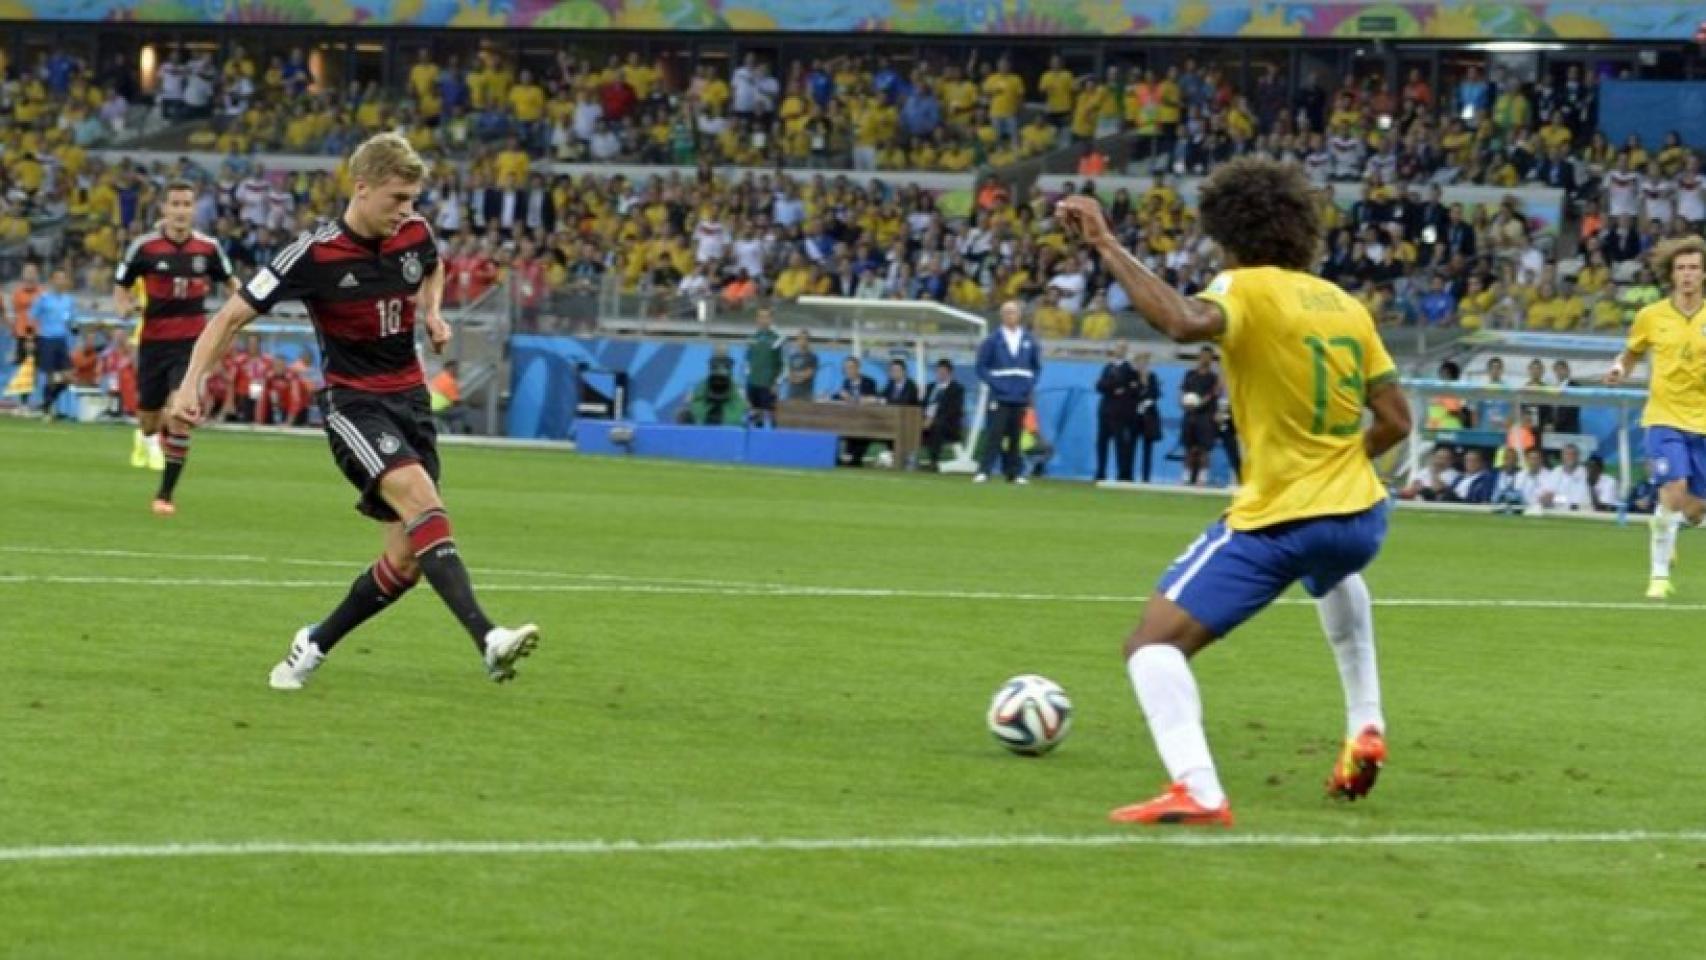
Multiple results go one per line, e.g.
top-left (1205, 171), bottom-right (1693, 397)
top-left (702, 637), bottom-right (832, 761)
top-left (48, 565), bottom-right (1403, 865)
top-left (156, 57), bottom-right (187, 119)
top-left (1640, 161), bottom-right (1676, 228)
top-left (1604, 156), bottom-right (1640, 220)
top-left (1402, 445), bottom-right (1461, 501)
top-left (236, 168), bottom-right (270, 227)
top-left (773, 189), bottom-right (803, 228)
top-left (1513, 446), bottom-right (1557, 511)
top-left (1545, 443), bottom-right (1593, 511)
top-left (732, 228), bottom-right (765, 279)
top-left (183, 69), bottom-right (214, 118)
top-left (1302, 137), bottom-right (1332, 185)
top-left (677, 266), bottom-right (713, 301)
top-left (571, 91), bottom-right (601, 142)
top-left (1328, 133), bottom-right (1363, 181)
top-left (264, 183), bottom-right (294, 231)
top-left (435, 185), bottom-right (463, 233)
top-left (693, 218), bottom-right (729, 264)
top-left (731, 55), bottom-right (758, 117)
top-left (1585, 453), bottom-right (1619, 513)
top-left (589, 122), bottom-right (621, 160)
top-left (753, 64), bottom-right (780, 119)
top-left (1675, 155), bottom-right (1705, 227)
top-left (1046, 254), bottom-right (1087, 313)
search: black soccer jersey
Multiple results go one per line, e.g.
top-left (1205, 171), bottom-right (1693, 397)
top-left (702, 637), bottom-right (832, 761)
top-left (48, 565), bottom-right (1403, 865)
top-left (239, 215), bottom-right (440, 393)
top-left (114, 230), bottom-right (235, 342)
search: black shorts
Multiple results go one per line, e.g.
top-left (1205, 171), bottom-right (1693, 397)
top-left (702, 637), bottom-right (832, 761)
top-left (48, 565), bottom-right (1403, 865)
top-left (137, 339), bottom-right (195, 411)
top-left (746, 384), bottom-right (776, 411)
top-left (1183, 412), bottom-right (1219, 451)
top-left (319, 386), bottom-right (440, 522)
top-left (34, 336), bottom-right (70, 375)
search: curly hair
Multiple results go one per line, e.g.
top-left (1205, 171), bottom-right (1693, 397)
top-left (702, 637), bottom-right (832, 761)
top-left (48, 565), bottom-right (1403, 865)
top-left (1653, 235), bottom-right (1706, 288)
top-left (1196, 156), bottom-right (1323, 272)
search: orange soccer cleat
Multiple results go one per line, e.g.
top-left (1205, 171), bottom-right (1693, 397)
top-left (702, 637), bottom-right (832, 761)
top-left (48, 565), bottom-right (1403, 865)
top-left (1108, 783), bottom-right (1234, 827)
top-left (150, 498), bottom-right (176, 517)
top-left (1327, 725), bottom-right (1387, 801)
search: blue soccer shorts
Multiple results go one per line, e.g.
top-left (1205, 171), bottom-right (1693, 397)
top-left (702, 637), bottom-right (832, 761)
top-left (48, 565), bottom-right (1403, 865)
top-left (1643, 426), bottom-right (1706, 499)
top-left (1156, 502), bottom-right (1389, 637)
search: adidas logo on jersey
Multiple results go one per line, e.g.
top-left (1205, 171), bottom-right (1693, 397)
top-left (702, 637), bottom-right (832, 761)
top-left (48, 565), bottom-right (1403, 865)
top-left (339, 273), bottom-right (360, 288)
top-left (156, 261), bottom-right (170, 270)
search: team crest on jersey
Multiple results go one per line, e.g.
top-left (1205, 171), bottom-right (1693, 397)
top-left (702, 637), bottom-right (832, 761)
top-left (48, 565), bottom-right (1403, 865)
top-left (377, 433), bottom-right (402, 456)
top-left (190, 255), bottom-right (207, 274)
top-left (1653, 456), bottom-right (1671, 478)
top-left (400, 252), bottom-right (423, 284)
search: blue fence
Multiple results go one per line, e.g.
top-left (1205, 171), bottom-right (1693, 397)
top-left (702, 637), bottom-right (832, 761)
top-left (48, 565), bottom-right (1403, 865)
top-left (508, 335), bottom-right (1240, 482)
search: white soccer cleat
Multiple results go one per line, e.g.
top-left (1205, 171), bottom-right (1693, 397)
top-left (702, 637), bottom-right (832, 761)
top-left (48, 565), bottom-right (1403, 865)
top-left (269, 626), bottom-right (325, 691)
top-left (483, 624), bottom-right (540, 682)
top-left (972, 473), bottom-right (989, 484)
top-left (1015, 476), bottom-right (1030, 485)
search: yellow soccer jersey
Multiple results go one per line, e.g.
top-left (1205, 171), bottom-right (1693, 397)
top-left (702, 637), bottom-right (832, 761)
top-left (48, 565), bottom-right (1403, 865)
top-left (1196, 266), bottom-right (1398, 531)
top-left (1626, 299), bottom-right (1706, 433)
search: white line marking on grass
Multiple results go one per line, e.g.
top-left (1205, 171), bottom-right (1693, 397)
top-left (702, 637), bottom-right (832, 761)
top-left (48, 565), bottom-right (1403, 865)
top-left (5, 831), bottom-right (1706, 863)
top-left (0, 545), bottom-right (769, 587)
top-left (6, 571), bottom-right (1706, 613)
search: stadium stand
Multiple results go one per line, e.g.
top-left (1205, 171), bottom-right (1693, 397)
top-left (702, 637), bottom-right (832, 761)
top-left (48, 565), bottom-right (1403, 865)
top-left (2, 31), bottom-right (1703, 484)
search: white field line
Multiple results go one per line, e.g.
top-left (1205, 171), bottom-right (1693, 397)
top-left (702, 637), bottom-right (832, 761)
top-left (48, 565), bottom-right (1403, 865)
top-left (1, 570), bottom-right (1705, 613)
top-left (4, 831), bottom-right (1706, 864)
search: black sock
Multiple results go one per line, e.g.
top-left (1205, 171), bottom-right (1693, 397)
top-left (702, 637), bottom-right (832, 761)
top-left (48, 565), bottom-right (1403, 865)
top-left (157, 432), bottom-right (191, 501)
top-left (406, 509), bottom-right (495, 650)
top-left (310, 555), bottom-right (417, 653)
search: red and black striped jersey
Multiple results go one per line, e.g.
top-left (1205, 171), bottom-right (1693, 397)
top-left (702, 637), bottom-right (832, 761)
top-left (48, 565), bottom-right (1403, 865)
top-left (114, 230), bottom-right (235, 342)
top-left (239, 215), bottom-right (441, 394)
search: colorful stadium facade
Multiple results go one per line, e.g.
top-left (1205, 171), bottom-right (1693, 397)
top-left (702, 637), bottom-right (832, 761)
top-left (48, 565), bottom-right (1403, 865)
top-left (2, 0), bottom-right (1702, 40)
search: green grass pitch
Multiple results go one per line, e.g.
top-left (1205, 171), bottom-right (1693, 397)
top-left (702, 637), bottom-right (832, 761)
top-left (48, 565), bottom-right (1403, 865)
top-left (2, 418), bottom-right (1705, 957)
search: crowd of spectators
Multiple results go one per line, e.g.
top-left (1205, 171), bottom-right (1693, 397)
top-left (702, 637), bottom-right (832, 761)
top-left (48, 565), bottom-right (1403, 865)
top-left (2, 42), bottom-right (1704, 344)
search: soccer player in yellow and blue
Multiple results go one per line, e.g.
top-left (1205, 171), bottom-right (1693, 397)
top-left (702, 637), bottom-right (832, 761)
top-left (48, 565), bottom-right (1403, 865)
top-left (1056, 157), bottom-right (1412, 827)
top-left (1605, 236), bottom-right (1706, 600)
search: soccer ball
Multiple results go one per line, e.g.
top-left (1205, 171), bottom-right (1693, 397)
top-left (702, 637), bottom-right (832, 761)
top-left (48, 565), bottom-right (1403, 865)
top-left (987, 675), bottom-right (1073, 756)
top-left (1181, 391), bottom-right (1203, 410)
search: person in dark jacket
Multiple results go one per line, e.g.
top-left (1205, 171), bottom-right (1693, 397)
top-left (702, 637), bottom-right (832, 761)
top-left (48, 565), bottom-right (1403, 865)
top-left (882, 358), bottom-right (920, 406)
top-left (974, 300), bottom-right (1042, 483)
top-left (921, 359), bottom-right (965, 470)
top-left (833, 355), bottom-right (879, 466)
top-left (1095, 341), bottom-right (1141, 483)
top-left (1179, 345), bottom-right (1220, 485)
top-left (1133, 350), bottom-right (1163, 483)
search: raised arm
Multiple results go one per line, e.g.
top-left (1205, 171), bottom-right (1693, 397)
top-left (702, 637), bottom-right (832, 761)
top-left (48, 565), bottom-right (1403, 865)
top-left (1057, 195), bottom-right (1224, 343)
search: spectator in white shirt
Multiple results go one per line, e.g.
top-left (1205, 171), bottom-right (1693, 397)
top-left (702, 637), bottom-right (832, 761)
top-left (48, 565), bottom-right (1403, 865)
top-left (677, 265), bottom-right (713, 301)
top-left (571, 91), bottom-right (602, 142)
top-left (1402, 445), bottom-right (1461, 501)
top-left (588, 122), bottom-right (621, 160)
top-left (157, 53), bottom-right (186, 120)
top-left (1046, 254), bottom-right (1087, 313)
top-left (183, 69), bottom-right (214, 119)
top-left (1546, 443), bottom-right (1593, 511)
top-left (731, 55), bottom-right (759, 117)
top-left (1513, 446), bottom-right (1556, 511)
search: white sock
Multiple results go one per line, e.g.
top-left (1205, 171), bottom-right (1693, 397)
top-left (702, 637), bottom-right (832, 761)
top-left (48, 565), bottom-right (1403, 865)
top-left (1126, 645), bottom-right (1224, 808)
top-left (1316, 573), bottom-right (1385, 738)
top-left (147, 432), bottom-right (162, 451)
top-left (1652, 506), bottom-right (1678, 579)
